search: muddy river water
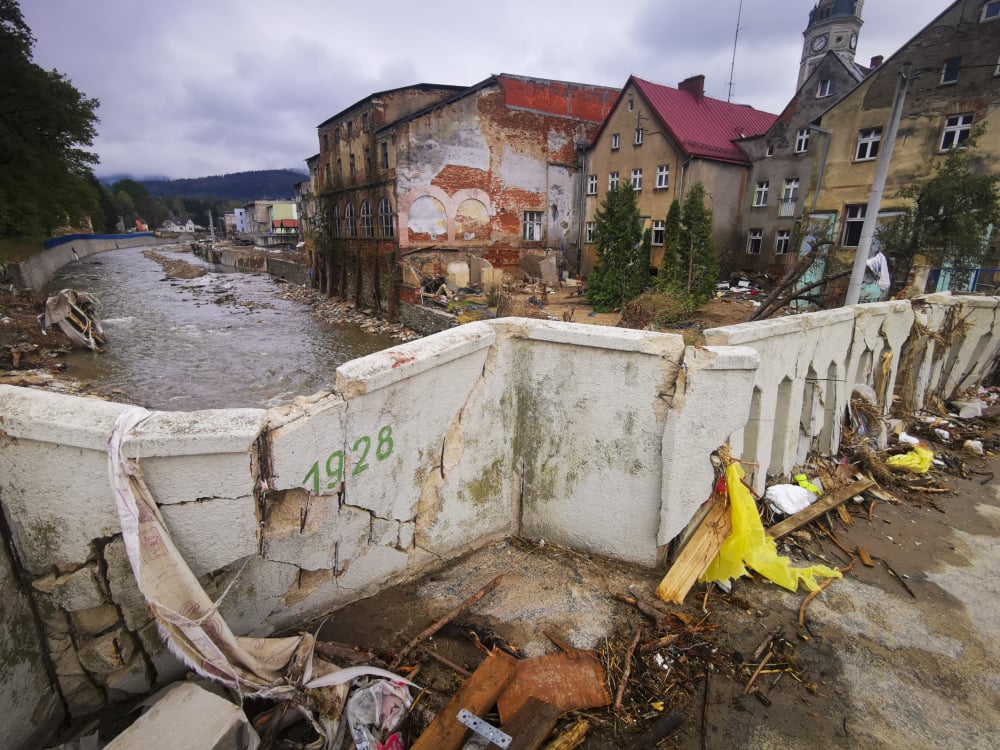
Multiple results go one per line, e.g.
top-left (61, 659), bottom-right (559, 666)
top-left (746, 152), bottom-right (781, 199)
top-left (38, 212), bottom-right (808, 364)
top-left (45, 245), bottom-right (399, 410)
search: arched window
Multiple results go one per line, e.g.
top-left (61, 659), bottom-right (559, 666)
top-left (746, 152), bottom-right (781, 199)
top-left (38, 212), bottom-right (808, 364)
top-left (360, 200), bottom-right (373, 237)
top-left (331, 205), bottom-right (341, 237)
top-left (345, 203), bottom-right (356, 237)
top-left (378, 197), bottom-right (394, 238)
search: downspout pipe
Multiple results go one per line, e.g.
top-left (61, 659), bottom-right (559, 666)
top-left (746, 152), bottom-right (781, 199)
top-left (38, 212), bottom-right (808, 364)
top-left (808, 124), bottom-right (832, 215)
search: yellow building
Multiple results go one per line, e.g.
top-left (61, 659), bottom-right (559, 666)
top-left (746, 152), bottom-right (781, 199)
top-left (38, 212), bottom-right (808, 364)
top-left (806, 0), bottom-right (1000, 260)
top-left (580, 75), bottom-right (776, 276)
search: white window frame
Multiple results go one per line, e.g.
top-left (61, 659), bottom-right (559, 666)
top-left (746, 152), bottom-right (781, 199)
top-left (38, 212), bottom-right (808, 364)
top-left (775, 230), bottom-right (791, 255)
top-left (656, 165), bottom-right (669, 189)
top-left (982, 0), bottom-right (1000, 21)
top-left (608, 171), bottom-right (619, 190)
top-left (941, 113), bottom-right (973, 150)
top-left (522, 211), bottom-right (543, 241)
top-left (360, 200), bottom-right (373, 237)
top-left (941, 57), bottom-right (961, 85)
top-left (842, 204), bottom-right (867, 247)
top-left (765, 145), bottom-right (775, 157)
top-left (855, 127), bottom-right (882, 161)
top-left (585, 221), bottom-right (595, 243)
top-left (611, 133), bottom-right (621, 150)
top-left (746, 229), bottom-right (763, 255)
top-left (345, 203), bottom-right (356, 237)
top-left (634, 128), bottom-right (644, 146)
top-left (652, 220), bottom-right (665, 246)
top-left (794, 128), bottom-right (810, 153)
top-left (331, 205), bottom-right (341, 237)
top-left (782, 178), bottom-right (800, 201)
top-left (631, 168), bottom-right (643, 191)
top-left (627, 98), bottom-right (634, 111)
top-left (377, 197), bottom-right (393, 238)
top-left (587, 174), bottom-right (597, 195)
top-left (817, 79), bottom-right (834, 98)
top-left (753, 180), bottom-right (769, 207)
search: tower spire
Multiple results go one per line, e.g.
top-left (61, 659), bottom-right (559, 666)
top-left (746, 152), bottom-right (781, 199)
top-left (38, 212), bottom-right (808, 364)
top-left (798, 0), bottom-right (864, 89)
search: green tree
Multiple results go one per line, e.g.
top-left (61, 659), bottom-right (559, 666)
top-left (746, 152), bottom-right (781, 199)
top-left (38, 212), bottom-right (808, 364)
top-left (658, 184), bottom-right (718, 304)
top-left (0, 0), bottom-right (101, 236)
top-left (877, 131), bottom-right (1000, 276)
top-left (586, 184), bottom-right (649, 312)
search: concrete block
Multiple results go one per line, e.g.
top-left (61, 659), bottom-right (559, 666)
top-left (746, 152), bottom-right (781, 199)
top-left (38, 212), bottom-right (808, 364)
top-left (61, 673), bottom-right (106, 717)
top-left (77, 627), bottom-right (136, 675)
top-left (105, 654), bottom-right (153, 700)
top-left (124, 409), bottom-right (267, 457)
top-left (0, 385), bottom-right (128, 449)
top-left (482, 268), bottom-right (504, 293)
top-left (208, 556), bottom-right (300, 637)
top-left (538, 256), bottom-right (559, 285)
top-left (372, 517), bottom-right (399, 548)
top-left (141, 453), bottom-right (257, 506)
top-left (32, 565), bottom-right (104, 612)
top-left (263, 489), bottom-right (341, 571)
top-left (137, 621), bottom-right (188, 685)
top-left (160, 496), bottom-right (259, 577)
top-left (105, 682), bottom-right (259, 750)
top-left (267, 394), bottom-right (348, 493)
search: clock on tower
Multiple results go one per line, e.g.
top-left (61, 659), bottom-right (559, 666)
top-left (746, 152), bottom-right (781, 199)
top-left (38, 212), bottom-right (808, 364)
top-left (811, 34), bottom-right (828, 52)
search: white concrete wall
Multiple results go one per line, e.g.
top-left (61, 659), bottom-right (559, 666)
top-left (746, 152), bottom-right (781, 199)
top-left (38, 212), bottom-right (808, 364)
top-left (2, 294), bottom-right (997, 746)
top-left (7, 235), bottom-right (168, 291)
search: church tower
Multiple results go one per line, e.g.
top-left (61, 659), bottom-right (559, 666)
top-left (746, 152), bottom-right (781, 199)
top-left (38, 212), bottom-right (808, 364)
top-left (798, 0), bottom-right (864, 89)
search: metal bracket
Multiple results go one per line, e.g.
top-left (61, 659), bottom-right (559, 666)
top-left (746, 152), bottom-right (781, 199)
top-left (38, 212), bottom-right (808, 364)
top-left (457, 708), bottom-right (512, 748)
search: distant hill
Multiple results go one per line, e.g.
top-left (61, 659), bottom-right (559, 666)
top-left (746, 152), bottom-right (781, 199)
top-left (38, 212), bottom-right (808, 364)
top-left (99, 169), bottom-right (308, 201)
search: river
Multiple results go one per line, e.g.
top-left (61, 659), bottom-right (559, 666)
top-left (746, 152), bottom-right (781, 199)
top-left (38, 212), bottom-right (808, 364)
top-left (44, 244), bottom-right (400, 410)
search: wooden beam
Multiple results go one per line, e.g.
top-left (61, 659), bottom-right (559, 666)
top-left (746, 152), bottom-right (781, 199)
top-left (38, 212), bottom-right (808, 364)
top-left (656, 493), bottom-right (731, 604)
top-left (501, 697), bottom-right (561, 750)
top-left (411, 649), bottom-right (517, 750)
top-left (766, 478), bottom-right (875, 539)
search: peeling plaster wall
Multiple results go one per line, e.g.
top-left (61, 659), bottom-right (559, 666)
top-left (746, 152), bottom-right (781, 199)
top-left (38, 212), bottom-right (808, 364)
top-left (2, 294), bottom-right (998, 744)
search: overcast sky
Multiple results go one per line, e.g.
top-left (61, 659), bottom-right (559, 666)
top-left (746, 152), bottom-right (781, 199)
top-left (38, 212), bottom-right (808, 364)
top-left (23, 0), bottom-right (947, 180)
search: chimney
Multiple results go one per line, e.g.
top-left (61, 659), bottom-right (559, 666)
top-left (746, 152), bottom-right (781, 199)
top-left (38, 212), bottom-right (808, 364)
top-left (870, 55), bottom-right (884, 70)
top-left (678, 75), bottom-right (705, 102)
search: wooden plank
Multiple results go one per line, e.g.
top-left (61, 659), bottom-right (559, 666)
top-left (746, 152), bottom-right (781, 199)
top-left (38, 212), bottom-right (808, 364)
top-left (766, 478), bottom-right (875, 539)
top-left (655, 493), bottom-right (731, 604)
top-left (411, 649), bottom-right (518, 750)
top-left (498, 697), bottom-right (560, 750)
top-left (497, 650), bottom-right (610, 722)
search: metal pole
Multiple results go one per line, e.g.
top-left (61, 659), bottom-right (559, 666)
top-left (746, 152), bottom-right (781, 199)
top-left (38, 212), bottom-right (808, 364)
top-left (844, 63), bottom-right (912, 306)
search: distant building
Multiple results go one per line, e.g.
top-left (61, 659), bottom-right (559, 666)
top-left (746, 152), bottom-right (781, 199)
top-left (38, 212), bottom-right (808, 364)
top-left (233, 208), bottom-right (248, 235)
top-left (242, 200), bottom-right (297, 246)
top-left (581, 74), bottom-right (776, 276)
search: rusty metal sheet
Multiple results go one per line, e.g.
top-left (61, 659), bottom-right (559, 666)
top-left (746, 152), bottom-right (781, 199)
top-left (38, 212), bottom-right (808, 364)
top-left (497, 650), bottom-right (611, 722)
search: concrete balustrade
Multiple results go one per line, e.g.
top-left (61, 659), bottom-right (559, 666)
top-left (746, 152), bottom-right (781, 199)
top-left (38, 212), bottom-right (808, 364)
top-left (1, 294), bottom-right (997, 748)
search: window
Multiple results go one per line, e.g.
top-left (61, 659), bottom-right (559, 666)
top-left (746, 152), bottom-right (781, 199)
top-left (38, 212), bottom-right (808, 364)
top-left (753, 180), bottom-right (769, 207)
top-left (523, 211), bottom-right (543, 241)
top-left (941, 57), bottom-right (961, 84)
top-left (652, 220), bottom-right (665, 245)
top-left (775, 230), bottom-right (791, 255)
top-left (746, 229), bottom-right (763, 254)
top-left (587, 174), bottom-right (597, 195)
top-left (817, 79), bottom-right (834, 98)
top-left (656, 165), bottom-right (669, 189)
top-left (377, 197), bottom-right (393, 237)
top-left (627, 98), bottom-right (634, 111)
top-left (794, 128), bottom-right (810, 153)
top-left (608, 171), bottom-right (619, 190)
top-left (781, 178), bottom-right (799, 201)
top-left (346, 121), bottom-right (353, 138)
top-left (631, 168), bottom-right (643, 190)
top-left (349, 154), bottom-right (356, 178)
top-left (337, 158), bottom-right (343, 179)
top-left (322, 133), bottom-right (329, 151)
top-left (345, 203), bottom-right (356, 237)
top-left (334, 128), bottom-right (341, 145)
top-left (856, 127), bottom-right (882, 160)
top-left (982, 1), bottom-right (1000, 21)
top-left (996, 55), bottom-right (1000, 76)
top-left (380, 141), bottom-right (389, 169)
top-left (360, 200), bottom-right (373, 237)
top-left (766, 144), bottom-right (775, 157)
top-left (364, 148), bottom-right (372, 175)
top-left (611, 133), bottom-right (621, 150)
top-left (585, 221), bottom-right (595, 243)
top-left (941, 113), bottom-right (973, 150)
top-left (634, 128), bottom-right (643, 146)
top-left (361, 112), bottom-right (370, 132)
top-left (842, 204), bottom-right (866, 246)
top-left (324, 164), bottom-right (331, 184)
top-left (331, 205), bottom-right (341, 237)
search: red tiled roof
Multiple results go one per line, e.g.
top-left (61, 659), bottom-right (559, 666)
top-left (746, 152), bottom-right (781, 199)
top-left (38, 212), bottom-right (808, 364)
top-left (631, 76), bottom-right (777, 165)
top-left (272, 219), bottom-right (299, 228)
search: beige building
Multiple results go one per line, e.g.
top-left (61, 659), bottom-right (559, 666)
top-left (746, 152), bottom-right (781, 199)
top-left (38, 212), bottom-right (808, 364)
top-left (581, 75), bottom-right (776, 276)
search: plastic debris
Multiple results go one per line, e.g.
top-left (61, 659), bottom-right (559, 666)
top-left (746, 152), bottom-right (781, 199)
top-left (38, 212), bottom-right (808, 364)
top-left (885, 445), bottom-right (934, 473)
top-left (766, 484), bottom-right (816, 516)
top-left (345, 678), bottom-right (413, 750)
top-left (794, 473), bottom-right (822, 495)
top-left (701, 463), bottom-right (841, 592)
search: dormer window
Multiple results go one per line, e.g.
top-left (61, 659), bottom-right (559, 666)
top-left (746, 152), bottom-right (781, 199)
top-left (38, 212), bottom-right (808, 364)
top-left (982, 1), bottom-right (1000, 21)
top-left (817, 79), bottom-right (834, 98)
top-left (627, 98), bottom-right (634, 111)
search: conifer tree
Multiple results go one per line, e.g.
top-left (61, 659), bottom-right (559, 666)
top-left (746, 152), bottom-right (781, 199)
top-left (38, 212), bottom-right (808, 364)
top-left (586, 184), bottom-right (650, 311)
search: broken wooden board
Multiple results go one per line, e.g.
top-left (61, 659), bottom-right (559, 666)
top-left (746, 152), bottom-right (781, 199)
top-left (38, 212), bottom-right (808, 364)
top-left (411, 648), bottom-right (518, 750)
top-left (766, 478), bottom-right (875, 539)
top-left (502, 696), bottom-right (561, 750)
top-left (497, 650), bottom-right (610, 723)
top-left (656, 493), bottom-right (731, 604)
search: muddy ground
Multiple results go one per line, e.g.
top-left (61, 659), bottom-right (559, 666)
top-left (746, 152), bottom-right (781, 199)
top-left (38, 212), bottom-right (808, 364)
top-left (299, 432), bottom-right (1000, 749)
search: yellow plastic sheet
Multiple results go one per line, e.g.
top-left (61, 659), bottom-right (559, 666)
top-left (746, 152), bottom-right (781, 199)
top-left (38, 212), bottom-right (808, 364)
top-left (885, 445), bottom-right (934, 473)
top-left (701, 463), bottom-right (842, 592)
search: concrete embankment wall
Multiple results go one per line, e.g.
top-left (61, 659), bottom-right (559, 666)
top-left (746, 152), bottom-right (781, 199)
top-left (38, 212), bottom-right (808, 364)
top-left (6, 235), bottom-right (169, 292)
top-left (1, 295), bottom-right (998, 748)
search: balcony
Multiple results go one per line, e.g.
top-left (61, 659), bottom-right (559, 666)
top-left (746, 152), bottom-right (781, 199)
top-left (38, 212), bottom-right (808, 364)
top-left (778, 198), bottom-right (797, 218)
